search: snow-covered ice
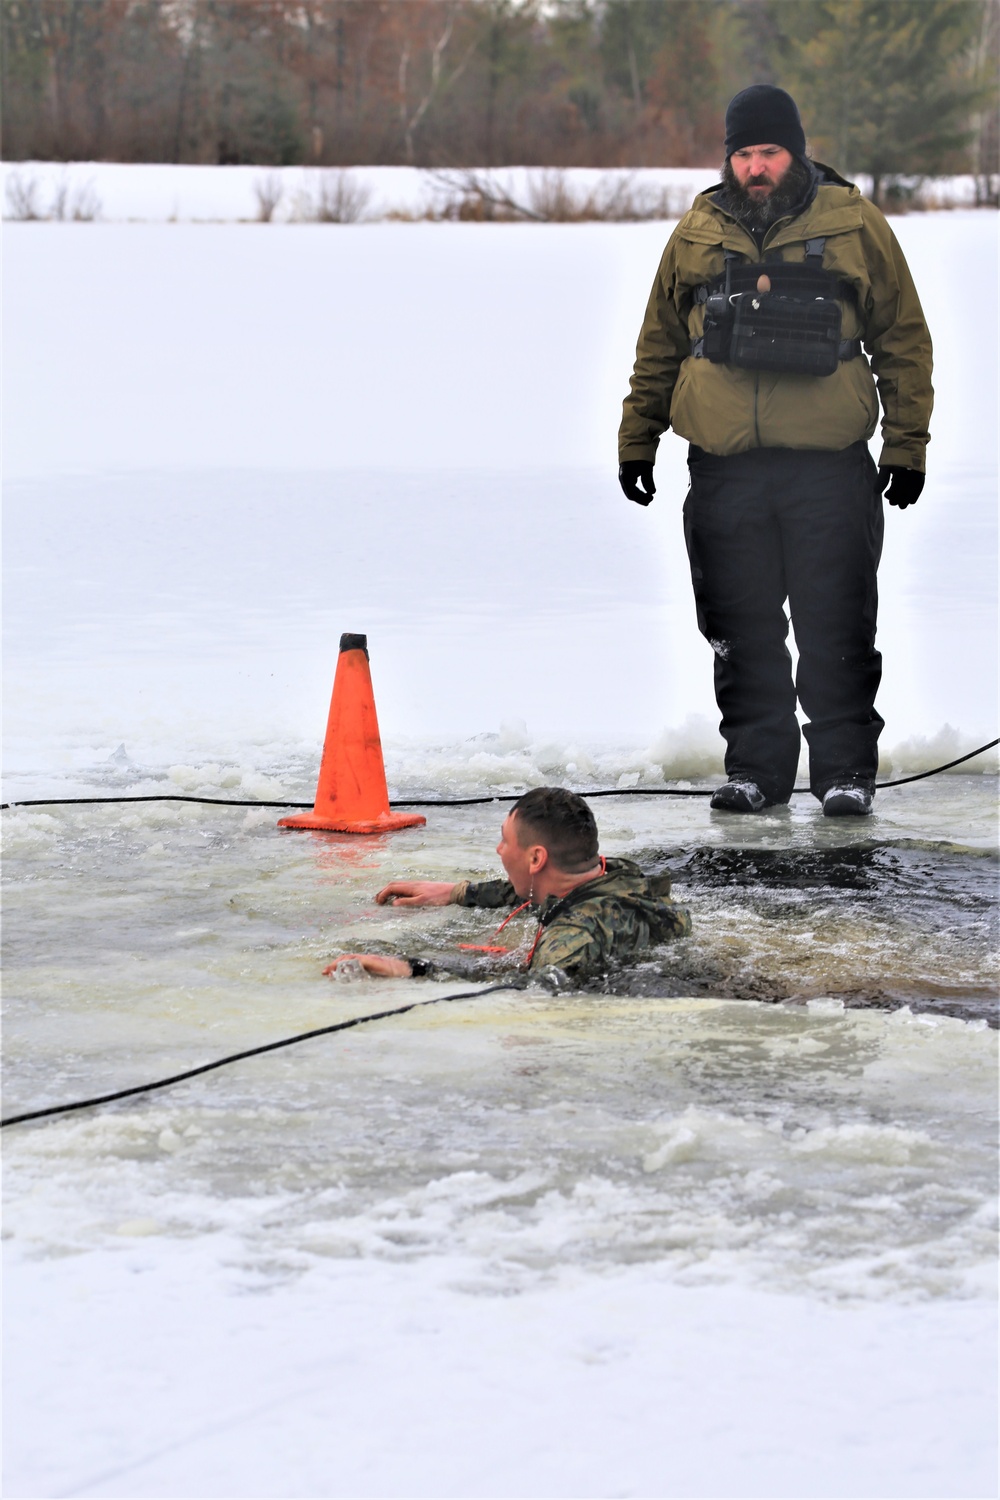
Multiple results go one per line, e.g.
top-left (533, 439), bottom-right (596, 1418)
top-left (10, 1241), bottom-right (996, 1499)
top-left (2, 204), bottom-right (997, 1498)
top-left (3, 214), bottom-right (996, 776)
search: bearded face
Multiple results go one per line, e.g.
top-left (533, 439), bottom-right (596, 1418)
top-left (722, 154), bottom-right (815, 232)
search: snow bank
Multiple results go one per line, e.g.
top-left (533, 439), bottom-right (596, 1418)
top-left (1, 160), bottom-right (989, 224)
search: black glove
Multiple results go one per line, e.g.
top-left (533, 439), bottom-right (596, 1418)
top-left (878, 465), bottom-right (924, 509)
top-left (618, 460), bottom-right (656, 506)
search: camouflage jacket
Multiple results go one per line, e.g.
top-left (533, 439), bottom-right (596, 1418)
top-left (406, 857), bottom-right (690, 983)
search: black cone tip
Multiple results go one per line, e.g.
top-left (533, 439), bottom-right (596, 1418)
top-left (339, 633), bottom-right (369, 656)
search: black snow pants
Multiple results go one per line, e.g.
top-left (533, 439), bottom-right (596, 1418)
top-left (683, 442), bottom-right (884, 803)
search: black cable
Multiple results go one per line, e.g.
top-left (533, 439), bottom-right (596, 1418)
top-left (861, 738), bottom-right (999, 787)
top-left (1, 793), bottom-right (314, 810)
top-left (1, 981), bottom-right (523, 1129)
top-left (1, 738), bottom-right (996, 812)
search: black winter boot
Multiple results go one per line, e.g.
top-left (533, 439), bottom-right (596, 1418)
top-left (822, 783), bottom-right (875, 817)
top-left (710, 779), bottom-right (778, 813)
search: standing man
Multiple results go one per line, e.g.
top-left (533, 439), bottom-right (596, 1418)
top-left (618, 85), bottom-right (933, 816)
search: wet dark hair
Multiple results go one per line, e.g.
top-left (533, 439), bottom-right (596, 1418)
top-left (511, 786), bottom-right (599, 873)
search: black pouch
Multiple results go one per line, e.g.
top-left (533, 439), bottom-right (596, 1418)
top-left (701, 289), bottom-right (734, 363)
top-left (706, 260), bottom-right (844, 378)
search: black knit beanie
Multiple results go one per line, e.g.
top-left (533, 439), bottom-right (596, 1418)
top-left (724, 85), bottom-right (806, 159)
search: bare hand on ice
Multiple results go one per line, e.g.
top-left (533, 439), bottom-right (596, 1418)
top-left (323, 954), bottom-right (414, 979)
top-left (376, 881), bottom-right (457, 907)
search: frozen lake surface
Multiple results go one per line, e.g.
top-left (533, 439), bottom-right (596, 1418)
top-left (3, 213), bottom-right (998, 1497)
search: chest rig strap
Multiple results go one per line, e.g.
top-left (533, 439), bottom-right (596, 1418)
top-left (692, 248), bottom-right (740, 306)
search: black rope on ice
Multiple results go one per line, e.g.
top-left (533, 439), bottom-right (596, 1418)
top-left (1, 738), bottom-right (997, 812)
top-left (860, 738), bottom-right (999, 787)
top-left (1, 792), bottom-right (319, 810)
top-left (0, 982), bottom-right (523, 1129)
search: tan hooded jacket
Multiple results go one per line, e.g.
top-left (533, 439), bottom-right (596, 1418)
top-left (619, 168), bottom-right (933, 471)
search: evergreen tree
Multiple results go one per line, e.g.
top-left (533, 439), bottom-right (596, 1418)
top-left (766, 0), bottom-right (996, 202)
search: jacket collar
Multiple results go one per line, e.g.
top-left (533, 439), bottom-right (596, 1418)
top-left (688, 163), bottom-right (863, 256)
top-left (535, 857), bottom-right (643, 926)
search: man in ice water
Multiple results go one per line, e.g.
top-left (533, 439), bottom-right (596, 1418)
top-left (618, 85), bottom-right (933, 818)
top-left (323, 786), bottom-right (690, 985)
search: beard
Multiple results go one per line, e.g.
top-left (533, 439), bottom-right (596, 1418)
top-left (721, 155), bottom-right (815, 232)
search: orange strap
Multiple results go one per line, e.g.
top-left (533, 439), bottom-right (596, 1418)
top-left (494, 901), bottom-right (533, 934)
top-left (456, 863), bottom-right (604, 965)
top-left (458, 900), bottom-right (534, 956)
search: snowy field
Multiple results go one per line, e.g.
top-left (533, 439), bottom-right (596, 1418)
top-left (2, 200), bottom-right (998, 1498)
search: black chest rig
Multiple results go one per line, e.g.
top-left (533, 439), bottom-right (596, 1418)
top-left (691, 238), bottom-right (862, 378)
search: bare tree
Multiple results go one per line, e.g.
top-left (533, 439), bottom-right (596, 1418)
top-left (5, 170), bottom-right (42, 219)
top-left (293, 167), bottom-right (371, 222)
top-left (253, 170), bottom-right (283, 220)
top-left (397, 4), bottom-right (477, 164)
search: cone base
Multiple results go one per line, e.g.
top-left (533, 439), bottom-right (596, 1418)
top-left (277, 810), bottom-right (426, 834)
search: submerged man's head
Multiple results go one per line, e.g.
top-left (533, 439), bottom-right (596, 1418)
top-left (496, 786), bottom-right (599, 897)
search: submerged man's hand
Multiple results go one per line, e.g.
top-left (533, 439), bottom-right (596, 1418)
top-left (323, 953), bottom-right (414, 978)
top-left (376, 881), bottom-right (457, 907)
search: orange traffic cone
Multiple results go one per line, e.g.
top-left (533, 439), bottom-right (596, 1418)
top-left (278, 634), bottom-right (426, 835)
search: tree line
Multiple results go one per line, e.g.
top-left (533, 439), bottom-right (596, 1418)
top-left (2, 0), bottom-right (997, 200)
